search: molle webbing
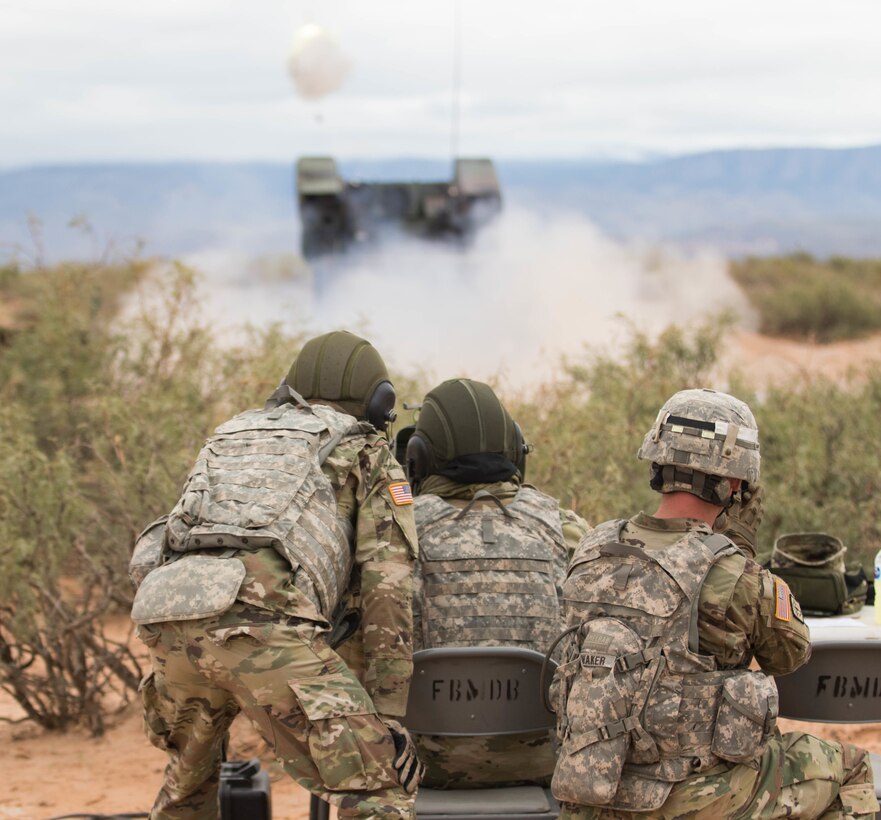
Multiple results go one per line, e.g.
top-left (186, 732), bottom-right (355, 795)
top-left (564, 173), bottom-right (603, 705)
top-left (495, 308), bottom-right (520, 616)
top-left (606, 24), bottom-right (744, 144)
top-left (415, 487), bottom-right (564, 649)
top-left (561, 520), bottom-right (744, 785)
top-left (163, 403), bottom-right (358, 619)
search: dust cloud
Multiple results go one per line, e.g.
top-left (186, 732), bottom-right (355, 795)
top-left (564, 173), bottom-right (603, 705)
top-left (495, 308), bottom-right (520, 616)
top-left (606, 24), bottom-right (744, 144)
top-left (187, 207), bottom-right (754, 388)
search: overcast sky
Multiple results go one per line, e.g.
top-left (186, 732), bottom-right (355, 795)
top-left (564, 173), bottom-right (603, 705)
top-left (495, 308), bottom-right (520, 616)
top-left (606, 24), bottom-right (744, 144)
top-left (3, 0), bottom-right (881, 167)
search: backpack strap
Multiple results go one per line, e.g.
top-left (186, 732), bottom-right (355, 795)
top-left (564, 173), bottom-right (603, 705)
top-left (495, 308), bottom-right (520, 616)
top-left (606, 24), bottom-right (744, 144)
top-left (686, 531), bottom-right (739, 652)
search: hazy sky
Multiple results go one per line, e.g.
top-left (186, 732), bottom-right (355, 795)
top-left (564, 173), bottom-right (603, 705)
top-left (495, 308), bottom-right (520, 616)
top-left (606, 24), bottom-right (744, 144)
top-left (3, 0), bottom-right (881, 167)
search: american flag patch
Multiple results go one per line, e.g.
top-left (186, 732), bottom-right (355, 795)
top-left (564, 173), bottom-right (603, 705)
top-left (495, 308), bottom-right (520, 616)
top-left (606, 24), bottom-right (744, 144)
top-left (388, 482), bottom-right (413, 506)
top-left (774, 578), bottom-right (792, 621)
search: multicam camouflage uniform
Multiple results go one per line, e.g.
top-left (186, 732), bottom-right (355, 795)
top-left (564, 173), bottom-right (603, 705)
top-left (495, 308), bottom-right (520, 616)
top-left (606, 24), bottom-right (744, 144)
top-left (558, 513), bottom-right (878, 820)
top-left (133, 401), bottom-right (418, 820)
top-left (412, 474), bottom-right (589, 789)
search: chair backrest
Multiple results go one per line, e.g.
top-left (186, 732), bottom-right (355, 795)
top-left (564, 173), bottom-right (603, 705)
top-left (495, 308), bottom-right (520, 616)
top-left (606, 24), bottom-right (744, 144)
top-left (775, 607), bottom-right (881, 723)
top-left (404, 647), bottom-right (557, 736)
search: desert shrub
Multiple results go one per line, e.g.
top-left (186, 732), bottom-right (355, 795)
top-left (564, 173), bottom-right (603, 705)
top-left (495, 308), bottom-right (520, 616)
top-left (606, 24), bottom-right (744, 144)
top-left (0, 260), bottom-right (305, 733)
top-left (508, 320), bottom-right (728, 525)
top-left (0, 403), bottom-right (141, 733)
top-left (731, 254), bottom-right (881, 342)
top-left (746, 374), bottom-right (881, 566)
top-left (507, 318), bottom-right (881, 568)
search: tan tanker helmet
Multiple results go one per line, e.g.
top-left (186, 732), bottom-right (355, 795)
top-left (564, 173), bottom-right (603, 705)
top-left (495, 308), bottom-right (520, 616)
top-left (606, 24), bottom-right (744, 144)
top-left (638, 388), bottom-right (760, 504)
top-left (284, 330), bottom-right (396, 430)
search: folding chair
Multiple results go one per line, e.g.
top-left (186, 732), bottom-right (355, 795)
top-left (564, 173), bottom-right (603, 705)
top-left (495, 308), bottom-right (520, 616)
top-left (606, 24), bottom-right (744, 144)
top-left (310, 646), bottom-right (559, 819)
top-left (774, 605), bottom-right (881, 812)
top-left (405, 646), bottom-right (559, 819)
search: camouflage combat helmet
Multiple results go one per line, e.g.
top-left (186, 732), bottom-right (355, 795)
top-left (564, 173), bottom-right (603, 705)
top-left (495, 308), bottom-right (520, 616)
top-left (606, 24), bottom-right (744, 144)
top-left (638, 388), bottom-right (760, 504)
top-left (285, 330), bottom-right (396, 431)
top-left (406, 378), bottom-right (527, 489)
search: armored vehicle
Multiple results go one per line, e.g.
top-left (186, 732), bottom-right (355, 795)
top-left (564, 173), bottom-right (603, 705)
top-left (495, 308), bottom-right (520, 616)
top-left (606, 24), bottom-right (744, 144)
top-left (296, 156), bottom-right (502, 258)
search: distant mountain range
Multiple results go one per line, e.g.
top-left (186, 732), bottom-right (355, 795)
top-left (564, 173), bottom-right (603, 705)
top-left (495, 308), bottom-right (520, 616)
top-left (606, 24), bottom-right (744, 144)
top-left (2, 145), bottom-right (881, 261)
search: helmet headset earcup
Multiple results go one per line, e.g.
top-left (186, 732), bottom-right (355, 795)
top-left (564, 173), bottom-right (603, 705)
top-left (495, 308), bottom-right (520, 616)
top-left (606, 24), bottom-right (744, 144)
top-left (366, 380), bottom-right (397, 432)
top-left (405, 431), bottom-right (434, 489)
top-left (514, 422), bottom-right (528, 480)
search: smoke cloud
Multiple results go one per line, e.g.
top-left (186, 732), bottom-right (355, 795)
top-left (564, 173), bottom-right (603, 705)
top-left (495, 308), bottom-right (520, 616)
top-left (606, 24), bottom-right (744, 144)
top-left (286, 24), bottom-right (351, 101)
top-left (186, 206), bottom-right (754, 389)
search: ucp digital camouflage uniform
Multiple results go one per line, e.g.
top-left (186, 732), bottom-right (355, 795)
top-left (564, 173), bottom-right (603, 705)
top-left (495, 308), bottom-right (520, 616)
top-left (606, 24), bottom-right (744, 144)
top-left (558, 513), bottom-right (878, 820)
top-left (411, 474), bottom-right (589, 789)
top-left (133, 401), bottom-right (418, 820)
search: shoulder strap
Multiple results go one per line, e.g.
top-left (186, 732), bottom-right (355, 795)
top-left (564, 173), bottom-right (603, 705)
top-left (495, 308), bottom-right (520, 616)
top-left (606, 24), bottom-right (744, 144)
top-left (684, 530), bottom-right (741, 653)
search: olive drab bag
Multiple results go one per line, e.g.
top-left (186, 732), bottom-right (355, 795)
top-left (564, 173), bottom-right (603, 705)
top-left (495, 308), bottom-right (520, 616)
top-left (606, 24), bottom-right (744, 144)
top-left (131, 400), bottom-right (364, 625)
top-left (550, 521), bottom-right (779, 811)
top-left (771, 532), bottom-right (868, 616)
top-left (413, 487), bottom-right (566, 650)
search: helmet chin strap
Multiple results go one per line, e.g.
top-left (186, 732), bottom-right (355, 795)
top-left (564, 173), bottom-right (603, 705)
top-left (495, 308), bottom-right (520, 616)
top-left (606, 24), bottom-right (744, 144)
top-left (651, 464), bottom-right (735, 507)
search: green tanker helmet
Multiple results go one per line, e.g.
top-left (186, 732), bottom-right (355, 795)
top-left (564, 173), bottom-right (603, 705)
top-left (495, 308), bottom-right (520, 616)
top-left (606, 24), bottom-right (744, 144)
top-left (638, 388), bottom-right (760, 504)
top-left (406, 378), bottom-right (527, 490)
top-left (285, 330), bottom-right (397, 431)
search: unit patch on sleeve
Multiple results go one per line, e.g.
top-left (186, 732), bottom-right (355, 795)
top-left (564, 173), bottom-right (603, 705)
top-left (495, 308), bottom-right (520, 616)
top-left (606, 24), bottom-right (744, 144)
top-left (388, 482), bottom-right (414, 506)
top-left (774, 578), bottom-right (792, 621)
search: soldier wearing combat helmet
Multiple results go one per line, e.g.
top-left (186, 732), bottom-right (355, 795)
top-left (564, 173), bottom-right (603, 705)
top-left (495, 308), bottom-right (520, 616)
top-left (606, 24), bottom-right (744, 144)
top-left (551, 388), bottom-right (877, 819)
top-left (130, 330), bottom-right (422, 819)
top-left (403, 378), bottom-right (589, 788)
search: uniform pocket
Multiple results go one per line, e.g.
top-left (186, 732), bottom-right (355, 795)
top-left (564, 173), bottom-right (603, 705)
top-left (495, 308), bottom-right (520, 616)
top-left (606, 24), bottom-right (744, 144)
top-left (289, 672), bottom-right (398, 792)
top-left (711, 671), bottom-right (778, 763)
top-left (139, 671), bottom-right (173, 752)
top-left (551, 619), bottom-right (649, 806)
top-left (838, 782), bottom-right (881, 815)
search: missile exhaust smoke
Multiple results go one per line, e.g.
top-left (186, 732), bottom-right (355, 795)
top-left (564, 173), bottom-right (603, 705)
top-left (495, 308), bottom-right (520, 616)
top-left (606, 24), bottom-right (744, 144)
top-left (185, 206), bottom-right (754, 388)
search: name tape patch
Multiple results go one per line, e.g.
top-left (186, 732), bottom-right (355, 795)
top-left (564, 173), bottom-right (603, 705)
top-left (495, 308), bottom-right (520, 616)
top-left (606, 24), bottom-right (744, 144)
top-left (774, 578), bottom-right (792, 622)
top-left (388, 482), bottom-right (414, 506)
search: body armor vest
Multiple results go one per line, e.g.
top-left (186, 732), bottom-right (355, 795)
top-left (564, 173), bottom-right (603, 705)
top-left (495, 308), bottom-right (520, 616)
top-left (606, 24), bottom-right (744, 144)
top-left (551, 520), bottom-right (779, 811)
top-left (414, 486), bottom-right (565, 651)
top-left (160, 402), bottom-right (362, 619)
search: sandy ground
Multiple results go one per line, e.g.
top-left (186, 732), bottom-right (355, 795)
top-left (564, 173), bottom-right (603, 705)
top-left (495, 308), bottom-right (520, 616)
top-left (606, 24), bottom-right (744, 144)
top-left (5, 329), bottom-right (881, 819)
top-left (3, 674), bottom-right (881, 820)
top-left (727, 330), bottom-right (881, 387)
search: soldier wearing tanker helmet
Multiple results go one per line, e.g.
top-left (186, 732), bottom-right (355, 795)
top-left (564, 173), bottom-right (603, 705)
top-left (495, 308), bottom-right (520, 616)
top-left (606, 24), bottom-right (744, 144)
top-left (403, 378), bottom-right (590, 788)
top-left (551, 388), bottom-right (877, 819)
top-left (130, 330), bottom-right (423, 819)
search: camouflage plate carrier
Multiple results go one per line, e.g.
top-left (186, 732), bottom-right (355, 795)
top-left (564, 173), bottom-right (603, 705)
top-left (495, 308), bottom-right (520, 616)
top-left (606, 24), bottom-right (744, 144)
top-left (131, 401), bottom-right (364, 625)
top-left (414, 487), bottom-right (565, 650)
top-left (551, 520), bottom-right (779, 811)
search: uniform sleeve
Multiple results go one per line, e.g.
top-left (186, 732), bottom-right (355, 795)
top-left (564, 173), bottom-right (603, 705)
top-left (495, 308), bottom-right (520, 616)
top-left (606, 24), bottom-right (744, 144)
top-left (556, 507), bottom-right (590, 597)
top-left (698, 554), bottom-right (811, 675)
top-left (560, 508), bottom-right (591, 559)
top-left (354, 439), bottom-right (418, 717)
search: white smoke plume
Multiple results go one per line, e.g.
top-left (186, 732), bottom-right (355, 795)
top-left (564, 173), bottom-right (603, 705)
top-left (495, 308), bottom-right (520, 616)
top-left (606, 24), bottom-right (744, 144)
top-left (186, 207), bottom-right (754, 389)
top-left (287, 24), bottom-right (351, 101)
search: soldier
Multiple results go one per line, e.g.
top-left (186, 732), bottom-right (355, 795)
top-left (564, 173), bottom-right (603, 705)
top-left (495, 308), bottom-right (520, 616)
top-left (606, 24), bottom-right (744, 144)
top-left (403, 378), bottom-right (590, 788)
top-left (130, 331), bottom-right (422, 820)
top-left (552, 388), bottom-right (878, 819)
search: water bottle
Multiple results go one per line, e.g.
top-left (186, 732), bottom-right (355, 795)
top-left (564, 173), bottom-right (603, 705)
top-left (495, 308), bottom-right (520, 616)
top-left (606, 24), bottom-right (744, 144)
top-left (875, 548), bottom-right (881, 624)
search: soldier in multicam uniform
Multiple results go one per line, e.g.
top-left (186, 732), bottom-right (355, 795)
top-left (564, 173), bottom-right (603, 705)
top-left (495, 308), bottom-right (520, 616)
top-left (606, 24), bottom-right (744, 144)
top-left (553, 388), bottom-right (878, 820)
top-left (129, 331), bottom-right (422, 820)
top-left (402, 378), bottom-right (590, 788)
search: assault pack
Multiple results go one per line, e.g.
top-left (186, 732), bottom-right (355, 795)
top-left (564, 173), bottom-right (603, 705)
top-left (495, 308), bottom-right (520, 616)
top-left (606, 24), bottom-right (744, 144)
top-left (414, 487), bottom-right (566, 651)
top-left (550, 521), bottom-right (779, 811)
top-left (130, 397), bottom-right (365, 625)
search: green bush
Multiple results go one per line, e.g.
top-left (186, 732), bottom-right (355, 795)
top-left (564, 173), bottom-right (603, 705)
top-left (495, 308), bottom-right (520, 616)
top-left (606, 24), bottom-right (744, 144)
top-left (731, 254), bottom-right (881, 342)
top-left (0, 260), bottom-right (303, 732)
